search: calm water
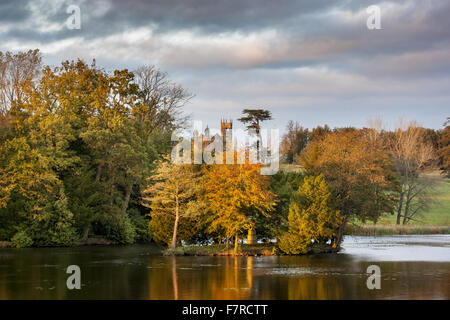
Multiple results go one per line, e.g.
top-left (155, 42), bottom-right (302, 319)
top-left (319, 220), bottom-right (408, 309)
top-left (0, 235), bottom-right (449, 299)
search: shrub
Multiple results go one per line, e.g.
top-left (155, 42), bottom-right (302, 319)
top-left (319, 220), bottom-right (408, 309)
top-left (278, 233), bottom-right (311, 254)
top-left (11, 231), bottom-right (33, 248)
top-left (28, 190), bottom-right (78, 247)
top-left (107, 214), bottom-right (136, 244)
top-left (129, 209), bottom-right (151, 242)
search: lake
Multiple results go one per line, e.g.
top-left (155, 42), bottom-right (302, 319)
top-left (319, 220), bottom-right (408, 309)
top-left (0, 235), bottom-right (449, 299)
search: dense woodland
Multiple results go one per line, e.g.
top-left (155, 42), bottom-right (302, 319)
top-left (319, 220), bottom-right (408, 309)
top-left (1, 50), bottom-right (449, 254)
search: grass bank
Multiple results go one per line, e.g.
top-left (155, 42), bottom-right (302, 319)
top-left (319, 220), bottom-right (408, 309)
top-left (345, 224), bottom-right (450, 236)
top-left (349, 173), bottom-right (449, 235)
top-left (379, 173), bottom-right (450, 226)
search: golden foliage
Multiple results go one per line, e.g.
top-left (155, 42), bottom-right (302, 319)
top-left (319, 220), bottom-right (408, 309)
top-left (202, 163), bottom-right (277, 240)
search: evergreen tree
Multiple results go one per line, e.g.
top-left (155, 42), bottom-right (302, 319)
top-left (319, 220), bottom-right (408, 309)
top-left (279, 175), bottom-right (342, 254)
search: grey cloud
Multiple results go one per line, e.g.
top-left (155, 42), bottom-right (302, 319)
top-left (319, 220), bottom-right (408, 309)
top-left (0, 0), bottom-right (448, 129)
top-left (1, 0), bottom-right (449, 76)
top-left (0, 0), bottom-right (30, 22)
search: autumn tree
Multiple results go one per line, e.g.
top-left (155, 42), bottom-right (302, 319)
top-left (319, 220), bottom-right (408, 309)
top-left (133, 65), bottom-right (192, 133)
top-left (388, 121), bottom-right (438, 224)
top-left (0, 135), bottom-right (76, 246)
top-left (0, 49), bottom-right (42, 116)
top-left (202, 164), bottom-right (276, 254)
top-left (439, 117), bottom-right (450, 177)
top-left (279, 174), bottom-right (342, 254)
top-left (0, 57), bottom-right (190, 246)
top-left (300, 129), bottom-right (398, 248)
top-left (280, 121), bottom-right (309, 164)
top-left (308, 124), bottom-right (331, 143)
top-left (142, 159), bottom-right (201, 249)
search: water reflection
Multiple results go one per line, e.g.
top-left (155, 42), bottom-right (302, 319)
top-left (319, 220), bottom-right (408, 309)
top-left (0, 236), bottom-right (449, 299)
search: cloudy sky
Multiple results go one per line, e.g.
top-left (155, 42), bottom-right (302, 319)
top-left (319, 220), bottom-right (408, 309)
top-left (1, 0), bottom-right (449, 131)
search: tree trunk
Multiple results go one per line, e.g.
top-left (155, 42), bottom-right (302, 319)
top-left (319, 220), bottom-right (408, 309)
top-left (171, 197), bottom-right (180, 250)
top-left (257, 127), bottom-right (263, 162)
top-left (234, 232), bottom-right (239, 255)
top-left (403, 186), bottom-right (412, 225)
top-left (396, 189), bottom-right (404, 225)
top-left (226, 235), bottom-right (229, 251)
top-left (247, 228), bottom-right (256, 245)
top-left (96, 152), bottom-right (109, 181)
top-left (256, 139), bottom-right (260, 162)
top-left (122, 182), bottom-right (133, 214)
top-left (171, 213), bottom-right (179, 250)
top-left (335, 216), bottom-right (348, 251)
top-left (81, 224), bottom-right (90, 243)
top-left (96, 162), bottom-right (104, 181)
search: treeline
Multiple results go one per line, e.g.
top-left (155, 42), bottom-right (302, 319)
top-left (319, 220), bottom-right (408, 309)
top-left (281, 120), bottom-right (448, 173)
top-left (142, 118), bottom-right (449, 255)
top-left (0, 50), bottom-right (191, 247)
top-left (1, 50), bottom-right (449, 255)
top-left (280, 118), bottom-right (449, 227)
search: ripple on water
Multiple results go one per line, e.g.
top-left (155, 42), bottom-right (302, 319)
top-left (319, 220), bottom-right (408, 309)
top-left (341, 235), bottom-right (450, 262)
top-left (268, 268), bottom-right (316, 276)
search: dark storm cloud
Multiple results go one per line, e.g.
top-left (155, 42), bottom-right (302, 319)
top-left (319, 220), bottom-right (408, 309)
top-left (0, 0), bottom-right (30, 22)
top-left (0, 0), bottom-right (343, 44)
top-left (1, 0), bottom-right (448, 77)
top-left (1, 1), bottom-right (449, 63)
top-left (103, 0), bottom-right (333, 33)
top-left (0, 0), bottom-right (449, 129)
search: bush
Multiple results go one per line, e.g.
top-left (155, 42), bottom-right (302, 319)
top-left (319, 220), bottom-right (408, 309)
top-left (107, 214), bottom-right (136, 244)
top-left (28, 191), bottom-right (78, 247)
top-left (149, 214), bottom-right (201, 246)
top-left (278, 233), bottom-right (311, 254)
top-left (129, 209), bottom-right (151, 242)
top-left (11, 231), bottom-right (33, 248)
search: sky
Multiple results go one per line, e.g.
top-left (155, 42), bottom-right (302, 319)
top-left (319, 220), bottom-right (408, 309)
top-left (0, 0), bottom-right (449, 132)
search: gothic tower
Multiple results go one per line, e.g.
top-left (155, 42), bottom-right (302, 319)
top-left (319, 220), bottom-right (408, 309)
top-left (220, 119), bottom-right (233, 151)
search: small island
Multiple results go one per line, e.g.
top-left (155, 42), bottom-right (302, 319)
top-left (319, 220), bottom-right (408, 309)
top-left (0, 50), bottom-right (448, 256)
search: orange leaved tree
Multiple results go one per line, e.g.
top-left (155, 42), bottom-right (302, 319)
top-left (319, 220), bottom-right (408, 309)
top-left (202, 163), bottom-right (276, 254)
top-left (300, 129), bottom-right (398, 249)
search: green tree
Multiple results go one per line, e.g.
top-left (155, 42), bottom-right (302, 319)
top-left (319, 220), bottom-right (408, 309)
top-left (266, 171), bottom-right (304, 242)
top-left (1, 57), bottom-right (189, 246)
top-left (279, 175), bottom-right (342, 254)
top-left (238, 109), bottom-right (272, 162)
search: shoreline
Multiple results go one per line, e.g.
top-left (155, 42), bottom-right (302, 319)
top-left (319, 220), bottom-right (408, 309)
top-left (345, 224), bottom-right (450, 236)
top-left (1, 226), bottom-right (448, 249)
top-left (163, 243), bottom-right (338, 256)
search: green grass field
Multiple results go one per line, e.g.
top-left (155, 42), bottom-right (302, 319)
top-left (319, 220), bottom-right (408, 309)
top-left (279, 163), bottom-right (304, 173)
top-left (379, 172), bottom-right (450, 226)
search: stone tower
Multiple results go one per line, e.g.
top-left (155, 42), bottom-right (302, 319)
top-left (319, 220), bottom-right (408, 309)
top-left (220, 119), bottom-right (233, 152)
top-left (220, 119), bottom-right (232, 137)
